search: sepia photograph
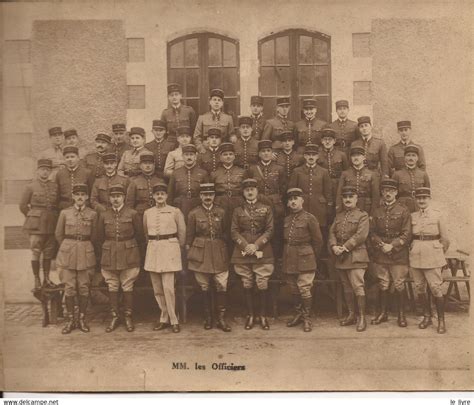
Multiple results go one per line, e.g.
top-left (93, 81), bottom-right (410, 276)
top-left (0, 0), bottom-right (472, 394)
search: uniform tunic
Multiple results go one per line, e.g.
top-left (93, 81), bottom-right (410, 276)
top-left (317, 148), bottom-right (349, 204)
top-left (39, 146), bottom-right (65, 179)
top-left (262, 116), bottom-right (296, 150)
top-left (163, 147), bottom-right (185, 178)
top-left (247, 161), bottom-right (287, 211)
top-left (194, 111), bottom-right (235, 150)
top-left (210, 165), bottom-right (246, 215)
top-left (337, 166), bottom-right (380, 214)
top-left (118, 146), bottom-right (152, 177)
top-left (351, 136), bottom-right (389, 178)
top-left (234, 136), bottom-right (259, 169)
top-left (388, 141), bottom-right (426, 174)
top-left (198, 146), bottom-right (221, 175)
top-left (328, 118), bottom-right (358, 157)
top-left (125, 173), bottom-right (164, 216)
top-left (161, 104), bottom-right (197, 141)
top-left (295, 117), bottom-right (327, 152)
top-left (112, 141), bottom-right (132, 162)
top-left (392, 167), bottom-right (430, 212)
top-left (90, 172), bottom-right (130, 212)
top-left (251, 113), bottom-right (266, 140)
top-left (83, 151), bottom-right (109, 179)
top-left (275, 150), bottom-right (304, 183)
top-left (56, 166), bottom-right (93, 209)
top-left (145, 138), bottom-right (177, 174)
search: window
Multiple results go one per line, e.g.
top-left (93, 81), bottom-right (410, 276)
top-left (259, 30), bottom-right (331, 122)
top-left (167, 33), bottom-right (240, 117)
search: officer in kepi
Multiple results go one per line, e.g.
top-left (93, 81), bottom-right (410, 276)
top-left (409, 187), bottom-right (450, 334)
top-left (283, 188), bottom-right (323, 332)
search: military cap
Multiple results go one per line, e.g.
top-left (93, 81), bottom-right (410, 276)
top-left (182, 144), bottom-right (197, 154)
top-left (397, 120), bottom-right (412, 129)
top-left (62, 146), bottom-right (79, 156)
top-left (49, 127), bottom-right (63, 136)
top-left (280, 130), bottom-right (295, 141)
top-left (250, 95), bottom-right (264, 105)
top-left (152, 119), bottom-right (166, 129)
top-left (335, 100), bottom-right (349, 109)
top-left (140, 152), bottom-right (155, 163)
top-left (415, 187), bottom-right (431, 198)
top-left (357, 116), bottom-right (371, 126)
top-left (238, 116), bottom-right (253, 126)
top-left (102, 153), bottom-right (117, 163)
top-left (320, 128), bottom-right (336, 139)
top-left (242, 178), bottom-right (258, 189)
top-left (72, 183), bottom-right (88, 194)
top-left (350, 146), bottom-right (366, 156)
top-left (287, 188), bottom-right (304, 198)
top-left (95, 133), bottom-right (112, 143)
top-left (258, 140), bottom-right (273, 151)
top-left (152, 182), bottom-right (168, 193)
top-left (302, 98), bottom-right (317, 108)
top-left (404, 145), bottom-right (420, 155)
top-left (381, 178), bottom-right (399, 190)
top-left (276, 97), bottom-right (290, 106)
top-left (112, 123), bottom-right (126, 132)
top-left (206, 127), bottom-right (222, 138)
top-left (37, 159), bottom-right (53, 169)
top-left (129, 127), bottom-right (145, 137)
top-left (304, 143), bottom-right (319, 154)
top-left (176, 126), bottom-right (191, 136)
top-left (167, 83), bottom-right (181, 94)
top-left (109, 183), bottom-right (125, 195)
top-left (219, 142), bottom-right (235, 153)
top-left (210, 88), bottom-right (225, 99)
top-left (200, 183), bottom-right (216, 194)
top-left (64, 129), bottom-right (78, 139)
top-left (341, 185), bottom-right (358, 196)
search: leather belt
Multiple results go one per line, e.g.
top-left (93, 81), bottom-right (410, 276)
top-left (64, 235), bottom-right (91, 241)
top-left (377, 233), bottom-right (400, 239)
top-left (148, 233), bottom-right (178, 240)
top-left (413, 234), bottom-right (440, 241)
top-left (106, 237), bottom-right (135, 242)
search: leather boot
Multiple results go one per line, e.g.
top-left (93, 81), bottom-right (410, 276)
top-left (418, 293), bottom-right (432, 329)
top-left (340, 292), bottom-right (357, 326)
top-left (302, 297), bottom-right (313, 332)
top-left (77, 295), bottom-right (90, 333)
top-left (42, 259), bottom-right (56, 288)
top-left (203, 290), bottom-right (213, 330)
top-left (123, 292), bottom-right (134, 332)
top-left (105, 291), bottom-right (120, 333)
top-left (216, 291), bottom-right (231, 332)
top-left (259, 289), bottom-right (270, 330)
top-left (244, 288), bottom-right (254, 330)
top-left (61, 296), bottom-right (76, 334)
top-left (41, 299), bottom-right (49, 327)
top-left (287, 295), bottom-right (303, 327)
top-left (356, 295), bottom-right (367, 332)
top-left (31, 260), bottom-right (41, 291)
top-left (435, 296), bottom-right (446, 334)
top-left (397, 290), bottom-right (407, 327)
top-left (371, 289), bottom-right (388, 325)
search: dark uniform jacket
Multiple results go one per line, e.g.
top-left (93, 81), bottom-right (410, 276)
top-left (262, 116), bottom-right (296, 150)
top-left (318, 148), bottom-right (350, 212)
top-left (20, 179), bottom-right (59, 235)
top-left (392, 167), bottom-right (430, 212)
top-left (186, 204), bottom-right (229, 274)
top-left (251, 113), bottom-right (266, 140)
top-left (83, 151), bottom-right (109, 179)
top-left (234, 136), bottom-right (259, 169)
top-left (328, 207), bottom-right (370, 269)
top-left (283, 210), bottom-right (323, 274)
top-left (246, 161), bottom-right (287, 208)
top-left (288, 164), bottom-right (333, 226)
top-left (351, 136), bottom-right (389, 178)
top-left (369, 201), bottom-right (411, 265)
top-left (125, 172), bottom-right (164, 215)
top-left (56, 166), bottom-right (93, 209)
top-left (97, 206), bottom-right (143, 271)
top-left (161, 104), bottom-right (197, 141)
top-left (145, 138), bottom-right (176, 174)
top-left (198, 146), bottom-right (221, 175)
top-left (194, 111), bottom-right (235, 150)
top-left (388, 141), bottom-right (426, 174)
top-left (328, 118), bottom-right (358, 156)
top-left (295, 118), bottom-right (327, 151)
top-left (91, 172), bottom-right (130, 212)
top-left (231, 201), bottom-right (274, 264)
top-left (275, 150), bottom-right (304, 183)
top-left (112, 141), bottom-right (132, 162)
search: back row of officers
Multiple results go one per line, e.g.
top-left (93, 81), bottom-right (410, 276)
top-left (21, 84), bottom-right (448, 336)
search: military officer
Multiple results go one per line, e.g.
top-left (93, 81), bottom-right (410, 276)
top-left (63, 129), bottom-right (85, 159)
top-left (144, 182), bottom-right (186, 333)
top-left (83, 132), bottom-right (112, 179)
top-left (275, 131), bottom-right (304, 184)
top-left (369, 179), bottom-right (411, 327)
top-left (167, 144), bottom-right (209, 221)
top-left (20, 159), bottom-right (59, 291)
top-left (388, 120), bottom-right (426, 175)
top-left (111, 123), bottom-right (132, 162)
top-left (145, 119), bottom-right (176, 176)
top-left (163, 126), bottom-right (193, 178)
top-left (186, 183), bottom-right (231, 332)
top-left (56, 146), bottom-right (93, 210)
top-left (231, 178), bottom-right (274, 330)
top-left (118, 127), bottom-right (151, 177)
top-left (337, 146), bottom-right (380, 215)
top-left (198, 127), bottom-right (223, 175)
top-left (55, 183), bottom-right (98, 334)
top-left (295, 98), bottom-right (327, 153)
top-left (351, 116), bottom-right (389, 178)
top-left (194, 88), bottom-right (235, 153)
top-left (160, 83), bottom-right (197, 143)
top-left (97, 184), bottom-right (143, 333)
top-left (328, 100), bottom-right (358, 157)
top-left (262, 97), bottom-right (296, 151)
top-left (234, 116), bottom-right (259, 170)
top-left (249, 96), bottom-right (266, 140)
top-left (410, 187), bottom-right (450, 334)
top-left (39, 126), bottom-right (65, 180)
top-left (391, 145), bottom-right (431, 212)
top-left (328, 186), bottom-right (370, 332)
top-left (283, 188), bottom-right (323, 332)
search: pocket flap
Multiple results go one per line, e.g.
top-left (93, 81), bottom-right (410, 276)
top-left (319, 196), bottom-right (327, 203)
top-left (299, 245), bottom-right (314, 256)
top-left (125, 239), bottom-right (138, 248)
top-left (192, 238), bottom-right (205, 248)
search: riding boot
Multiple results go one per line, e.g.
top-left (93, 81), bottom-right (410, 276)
top-left (397, 290), bottom-right (407, 327)
top-left (31, 260), bottom-right (41, 290)
top-left (286, 295), bottom-right (303, 327)
top-left (356, 295), bottom-right (367, 332)
top-left (302, 297), bottom-right (313, 332)
top-left (77, 295), bottom-right (90, 333)
top-left (340, 291), bottom-right (357, 326)
top-left (61, 296), bottom-right (76, 334)
top-left (244, 288), bottom-right (254, 330)
top-left (105, 291), bottom-right (120, 333)
top-left (435, 296), bottom-right (446, 334)
top-left (259, 289), bottom-right (270, 330)
top-left (42, 259), bottom-right (56, 287)
top-left (418, 293), bottom-right (432, 329)
top-left (216, 291), bottom-right (231, 332)
top-left (123, 291), bottom-right (134, 332)
top-left (371, 289), bottom-right (388, 325)
top-left (203, 290), bottom-right (213, 330)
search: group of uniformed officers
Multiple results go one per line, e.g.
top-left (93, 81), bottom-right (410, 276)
top-left (20, 84), bottom-right (449, 336)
